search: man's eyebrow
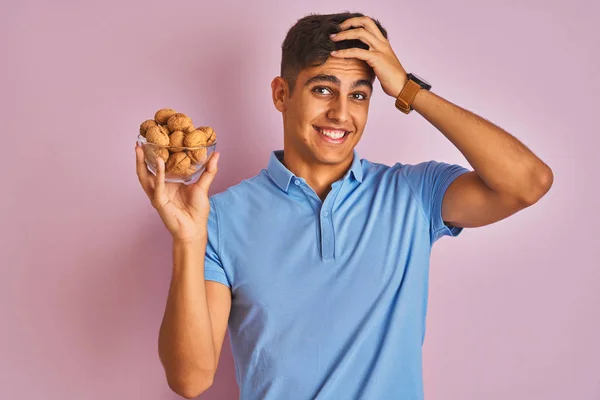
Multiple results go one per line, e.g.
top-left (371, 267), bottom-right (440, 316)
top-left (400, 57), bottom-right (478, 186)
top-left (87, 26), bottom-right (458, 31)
top-left (304, 74), bottom-right (373, 91)
top-left (304, 74), bottom-right (341, 87)
top-left (351, 79), bottom-right (373, 91)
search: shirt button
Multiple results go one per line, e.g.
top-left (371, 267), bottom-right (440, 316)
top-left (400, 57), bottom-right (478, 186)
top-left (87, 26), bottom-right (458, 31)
top-left (322, 210), bottom-right (329, 217)
top-left (294, 179), bottom-right (300, 185)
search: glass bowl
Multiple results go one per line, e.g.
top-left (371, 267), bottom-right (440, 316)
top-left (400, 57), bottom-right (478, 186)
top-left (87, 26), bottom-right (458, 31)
top-left (137, 134), bottom-right (217, 184)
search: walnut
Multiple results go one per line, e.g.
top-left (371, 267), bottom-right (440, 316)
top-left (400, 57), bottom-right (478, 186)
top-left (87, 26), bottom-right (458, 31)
top-left (166, 152), bottom-right (191, 175)
top-left (183, 129), bottom-right (207, 147)
top-left (167, 113), bottom-right (194, 133)
top-left (145, 147), bottom-right (169, 164)
top-left (139, 119), bottom-right (157, 137)
top-left (184, 124), bottom-right (196, 134)
top-left (198, 126), bottom-right (216, 145)
top-left (185, 165), bottom-right (197, 176)
top-left (188, 147), bottom-right (208, 164)
top-left (169, 131), bottom-right (185, 149)
top-left (154, 108), bottom-right (177, 125)
top-left (145, 125), bottom-right (169, 146)
top-left (159, 125), bottom-right (170, 135)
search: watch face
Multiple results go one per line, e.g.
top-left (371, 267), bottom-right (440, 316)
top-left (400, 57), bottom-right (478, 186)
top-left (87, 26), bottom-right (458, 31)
top-left (408, 73), bottom-right (432, 90)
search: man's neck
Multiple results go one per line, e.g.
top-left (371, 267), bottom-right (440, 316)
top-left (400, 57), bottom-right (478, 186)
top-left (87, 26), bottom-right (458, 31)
top-left (281, 150), bottom-right (352, 201)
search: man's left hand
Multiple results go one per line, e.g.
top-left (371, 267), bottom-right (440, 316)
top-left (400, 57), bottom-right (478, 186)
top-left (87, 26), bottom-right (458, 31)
top-left (330, 16), bottom-right (407, 98)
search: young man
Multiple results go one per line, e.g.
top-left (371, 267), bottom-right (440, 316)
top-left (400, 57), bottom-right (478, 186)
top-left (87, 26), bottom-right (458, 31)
top-left (135, 12), bottom-right (553, 400)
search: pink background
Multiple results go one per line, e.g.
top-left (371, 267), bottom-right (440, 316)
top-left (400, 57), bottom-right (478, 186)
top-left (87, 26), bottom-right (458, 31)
top-left (1, 0), bottom-right (598, 399)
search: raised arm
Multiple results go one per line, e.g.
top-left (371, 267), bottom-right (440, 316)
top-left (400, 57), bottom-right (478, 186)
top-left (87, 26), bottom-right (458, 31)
top-left (135, 146), bottom-right (231, 398)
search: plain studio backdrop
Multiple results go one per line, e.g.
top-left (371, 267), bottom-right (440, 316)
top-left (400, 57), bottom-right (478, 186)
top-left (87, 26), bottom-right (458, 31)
top-left (1, 0), bottom-right (598, 399)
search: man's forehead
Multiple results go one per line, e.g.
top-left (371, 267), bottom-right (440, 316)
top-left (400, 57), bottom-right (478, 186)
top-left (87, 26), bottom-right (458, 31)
top-left (300, 58), bottom-right (372, 84)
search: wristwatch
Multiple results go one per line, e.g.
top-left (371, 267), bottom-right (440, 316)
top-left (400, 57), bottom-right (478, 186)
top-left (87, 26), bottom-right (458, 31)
top-left (395, 73), bottom-right (432, 114)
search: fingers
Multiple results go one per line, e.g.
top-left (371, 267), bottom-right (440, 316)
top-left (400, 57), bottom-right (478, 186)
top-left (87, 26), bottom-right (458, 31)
top-left (152, 157), bottom-right (169, 210)
top-left (338, 16), bottom-right (387, 43)
top-left (195, 151), bottom-right (220, 196)
top-left (135, 144), bottom-right (148, 181)
top-left (135, 145), bottom-right (153, 197)
top-left (331, 27), bottom-right (382, 51)
top-left (330, 47), bottom-right (373, 64)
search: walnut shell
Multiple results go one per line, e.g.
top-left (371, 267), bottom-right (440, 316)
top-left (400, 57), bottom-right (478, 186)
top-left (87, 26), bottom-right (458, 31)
top-left (188, 148), bottom-right (208, 164)
top-left (159, 125), bottom-right (170, 135)
top-left (166, 152), bottom-right (191, 175)
top-left (198, 126), bottom-right (216, 145)
top-left (167, 113), bottom-right (194, 133)
top-left (145, 147), bottom-right (169, 165)
top-left (183, 129), bottom-right (207, 147)
top-left (169, 131), bottom-right (185, 149)
top-left (184, 125), bottom-right (196, 134)
top-left (155, 108), bottom-right (177, 125)
top-left (139, 119), bottom-right (157, 137)
top-left (145, 126), bottom-right (169, 146)
top-left (184, 165), bottom-right (197, 176)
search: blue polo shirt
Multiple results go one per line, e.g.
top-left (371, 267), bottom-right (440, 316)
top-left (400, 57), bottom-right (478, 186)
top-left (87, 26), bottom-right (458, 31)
top-left (204, 150), bottom-right (469, 399)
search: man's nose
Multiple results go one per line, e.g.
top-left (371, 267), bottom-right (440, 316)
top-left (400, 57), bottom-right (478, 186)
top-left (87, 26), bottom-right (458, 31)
top-left (326, 96), bottom-right (349, 123)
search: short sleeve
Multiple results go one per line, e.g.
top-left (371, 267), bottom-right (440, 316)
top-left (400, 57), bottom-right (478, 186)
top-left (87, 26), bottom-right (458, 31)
top-left (400, 160), bottom-right (470, 244)
top-left (204, 197), bottom-right (231, 287)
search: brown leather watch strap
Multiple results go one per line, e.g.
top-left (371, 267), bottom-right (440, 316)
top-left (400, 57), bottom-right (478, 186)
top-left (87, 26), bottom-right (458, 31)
top-left (395, 79), bottom-right (422, 114)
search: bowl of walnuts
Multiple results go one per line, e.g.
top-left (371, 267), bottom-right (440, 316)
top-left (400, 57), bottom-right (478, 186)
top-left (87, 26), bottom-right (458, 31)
top-left (137, 108), bottom-right (217, 184)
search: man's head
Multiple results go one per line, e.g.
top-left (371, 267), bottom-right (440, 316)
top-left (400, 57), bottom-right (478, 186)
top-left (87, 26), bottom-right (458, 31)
top-left (271, 12), bottom-right (387, 171)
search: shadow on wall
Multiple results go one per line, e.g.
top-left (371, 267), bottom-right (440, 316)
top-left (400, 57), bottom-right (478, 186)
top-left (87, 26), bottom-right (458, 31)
top-left (167, 34), bottom-right (269, 399)
top-left (62, 217), bottom-right (239, 399)
top-left (110, 29), bottom-right (269, 400)
top-left (184, 35), bottom-right (272, 196)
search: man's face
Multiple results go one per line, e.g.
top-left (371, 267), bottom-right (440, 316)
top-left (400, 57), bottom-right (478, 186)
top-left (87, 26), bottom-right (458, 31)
top-left (273, 57), bottom-right (373, 168)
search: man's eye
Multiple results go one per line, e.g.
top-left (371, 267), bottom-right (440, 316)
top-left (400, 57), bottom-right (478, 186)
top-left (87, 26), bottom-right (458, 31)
top-left (312, 87), bottom-right (331, 95)
top-left (352, 93), bottom-right (368, 100)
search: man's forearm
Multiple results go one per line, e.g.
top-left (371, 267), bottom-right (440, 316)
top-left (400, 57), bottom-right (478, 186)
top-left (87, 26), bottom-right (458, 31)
top-left (158, 237), bottom-right (216, 396)
top-left (412, 89), bottom-right (553, 203)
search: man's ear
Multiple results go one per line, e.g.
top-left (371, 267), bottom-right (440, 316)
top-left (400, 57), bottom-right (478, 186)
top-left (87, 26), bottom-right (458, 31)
top-left (271, 77), bottom-right (288, 113)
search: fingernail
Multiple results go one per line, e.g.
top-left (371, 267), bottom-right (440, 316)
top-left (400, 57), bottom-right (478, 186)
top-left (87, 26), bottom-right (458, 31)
top-left (330, 33), bottom-right (336, 37)
top-left (330, 51), bottom-right (337, 55)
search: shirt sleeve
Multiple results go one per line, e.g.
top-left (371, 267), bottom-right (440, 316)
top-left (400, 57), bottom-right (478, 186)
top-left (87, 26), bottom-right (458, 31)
top-left (204, 196), bottom-right (231, 287)
top-left (400, 160), bottom-right (470, 244)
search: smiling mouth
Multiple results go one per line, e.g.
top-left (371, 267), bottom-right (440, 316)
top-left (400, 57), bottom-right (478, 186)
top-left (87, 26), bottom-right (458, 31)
top-left (314, 126), bottom-right (350, 142)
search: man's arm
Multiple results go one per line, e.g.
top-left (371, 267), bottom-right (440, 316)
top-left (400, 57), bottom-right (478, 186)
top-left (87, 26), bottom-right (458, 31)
top-left (329, 16), bottom-right (554, 228)
top-left (412, 90), bottom-right (554, 228)
top-left (158, 238), bottom-right (231, 399)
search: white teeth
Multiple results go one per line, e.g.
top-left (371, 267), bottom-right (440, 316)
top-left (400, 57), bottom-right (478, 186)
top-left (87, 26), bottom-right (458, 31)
top-left (319, 128), bottom-right (346, 140)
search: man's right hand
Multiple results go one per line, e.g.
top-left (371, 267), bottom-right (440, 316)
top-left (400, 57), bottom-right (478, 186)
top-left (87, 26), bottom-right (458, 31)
top-left (135, 143), bottom-right (220, 241)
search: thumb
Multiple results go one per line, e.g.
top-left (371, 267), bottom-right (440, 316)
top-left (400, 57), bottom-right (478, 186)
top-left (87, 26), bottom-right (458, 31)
top-left (196, 151), bottom-right (220, 195)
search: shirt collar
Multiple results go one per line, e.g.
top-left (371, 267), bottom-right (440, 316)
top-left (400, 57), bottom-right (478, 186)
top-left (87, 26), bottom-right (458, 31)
top-left (267, 150), bottom-right (363, 192)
